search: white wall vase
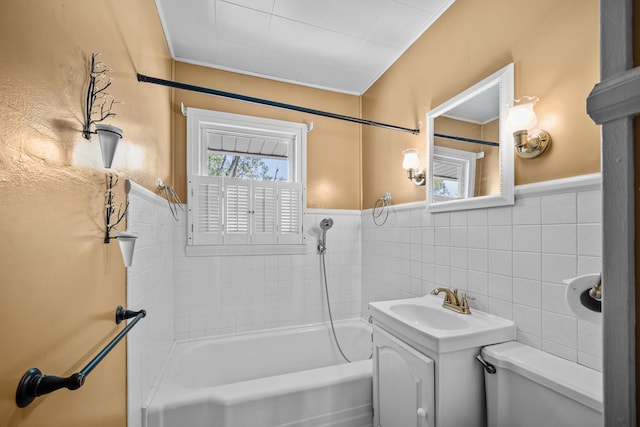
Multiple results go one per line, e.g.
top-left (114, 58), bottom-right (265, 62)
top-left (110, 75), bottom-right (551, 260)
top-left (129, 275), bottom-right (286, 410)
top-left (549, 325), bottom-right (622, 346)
top-left (116, 232), bottom-right (138, 267)
top-left (96, 124), bottom-right (123, 169)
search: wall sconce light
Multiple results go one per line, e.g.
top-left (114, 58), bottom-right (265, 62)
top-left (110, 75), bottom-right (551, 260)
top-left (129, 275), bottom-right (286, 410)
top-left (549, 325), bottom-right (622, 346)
top-left (402, 148), bottom-right (426, 186)
top-left (82, 53), bottom-right (122, 168)
top-left (506, 96), bottom-right (551, 159)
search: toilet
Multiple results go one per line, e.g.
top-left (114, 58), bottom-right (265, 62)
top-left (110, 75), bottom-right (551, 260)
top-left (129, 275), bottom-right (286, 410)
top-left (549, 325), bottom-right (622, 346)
top-left (481, 341), bottom-right (603, 427)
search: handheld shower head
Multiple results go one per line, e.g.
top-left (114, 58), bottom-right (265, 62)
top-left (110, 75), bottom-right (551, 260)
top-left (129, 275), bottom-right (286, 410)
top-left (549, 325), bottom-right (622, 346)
top-left (318, 218), bottom-right (334, 254)
top-left (320, 218), bottom-right (334, 231)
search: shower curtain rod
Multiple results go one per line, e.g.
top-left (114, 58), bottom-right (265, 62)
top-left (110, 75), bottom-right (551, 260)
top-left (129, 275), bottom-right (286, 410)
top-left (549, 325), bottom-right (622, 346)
top-left (434, 133), bottom-right (499, 147)
top-left (137, 74), bottom-right (421, 135)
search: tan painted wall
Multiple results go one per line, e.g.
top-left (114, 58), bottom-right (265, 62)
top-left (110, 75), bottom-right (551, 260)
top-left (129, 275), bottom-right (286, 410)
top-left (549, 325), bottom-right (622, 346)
top-left (0, 0), bottom-right (602, 424)
top-left (172, 62), bottom-right (362, 210)
top-left (0, 1), bottom-right (171, 426)
top-left (362, 0), bottom-right (600, 205)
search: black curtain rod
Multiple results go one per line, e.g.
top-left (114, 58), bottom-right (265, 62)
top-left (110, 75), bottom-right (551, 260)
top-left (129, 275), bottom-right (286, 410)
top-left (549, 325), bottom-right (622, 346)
top-left (16, 306), bottom-right (146, 408)
top-left (137, 74), bottom-right (420, 135)
top-left (434, 133), bottom-right (500, 147)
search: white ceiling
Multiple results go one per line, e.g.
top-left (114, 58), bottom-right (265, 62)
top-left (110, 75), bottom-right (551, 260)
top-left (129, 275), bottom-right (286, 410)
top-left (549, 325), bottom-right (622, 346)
top-left (443, 83), bottom-right (500, 125)
top-left (155, 0), bottom-right (455, 95)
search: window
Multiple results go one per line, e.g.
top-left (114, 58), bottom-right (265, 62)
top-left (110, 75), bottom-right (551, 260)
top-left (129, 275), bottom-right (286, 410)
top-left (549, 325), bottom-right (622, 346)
top-left (432, 146), bottom-right (477, 201)
top-left (186, 108), bottom-right (307, 253)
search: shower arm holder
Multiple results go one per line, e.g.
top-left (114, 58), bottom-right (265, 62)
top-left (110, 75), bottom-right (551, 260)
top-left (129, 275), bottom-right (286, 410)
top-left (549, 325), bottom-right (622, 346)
top-left (15, 306), bottom-right (146, 408)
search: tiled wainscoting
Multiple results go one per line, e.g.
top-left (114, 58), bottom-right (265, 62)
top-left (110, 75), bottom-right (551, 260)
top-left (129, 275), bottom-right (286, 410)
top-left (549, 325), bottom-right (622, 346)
top-left (125, 182), bottom-right (179, 427)
top-left (126, 183), bottom-right (361, 427)
top-left (171, 209), bottom-right (362, 339)
top-left (362, 174), bottom-right (603, 371)
top-left (126, 173), bottom-right (603, 427)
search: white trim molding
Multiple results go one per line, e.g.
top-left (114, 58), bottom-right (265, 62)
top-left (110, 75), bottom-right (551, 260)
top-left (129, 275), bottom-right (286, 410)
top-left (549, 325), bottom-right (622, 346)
top-left (514, 173), bottom-right (601, 199)
top-left (125, 179), bottom-right (167, 207)
top-left (362, 174), bottom-right (603, 216)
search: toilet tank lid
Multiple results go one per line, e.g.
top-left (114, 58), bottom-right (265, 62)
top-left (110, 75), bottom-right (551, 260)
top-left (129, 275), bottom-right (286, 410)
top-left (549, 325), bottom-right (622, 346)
top-left (482, 341), bottom-right (603, 412)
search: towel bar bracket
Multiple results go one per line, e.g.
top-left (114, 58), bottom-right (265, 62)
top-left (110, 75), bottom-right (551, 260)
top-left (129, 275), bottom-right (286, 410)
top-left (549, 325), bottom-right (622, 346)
top-left (116, 305), bottom-right (145, 324)
top-left (16, 369), bottom-right (85, 408)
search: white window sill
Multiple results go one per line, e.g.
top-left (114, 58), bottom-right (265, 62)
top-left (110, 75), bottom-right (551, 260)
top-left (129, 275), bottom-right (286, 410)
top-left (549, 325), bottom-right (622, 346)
top-left (185, 243), bottom-right (310, 257)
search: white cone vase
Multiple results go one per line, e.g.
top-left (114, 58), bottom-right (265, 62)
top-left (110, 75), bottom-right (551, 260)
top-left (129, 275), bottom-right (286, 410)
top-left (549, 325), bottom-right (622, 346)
top-left (96, 124), bottom-right (123, 169)
top-left (115, 232), bottom-right (138, 267)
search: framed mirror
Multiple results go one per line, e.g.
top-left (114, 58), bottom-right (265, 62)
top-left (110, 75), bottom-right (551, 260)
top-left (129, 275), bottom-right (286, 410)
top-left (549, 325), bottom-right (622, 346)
top-left (426, 63), bottom-right (514, 212)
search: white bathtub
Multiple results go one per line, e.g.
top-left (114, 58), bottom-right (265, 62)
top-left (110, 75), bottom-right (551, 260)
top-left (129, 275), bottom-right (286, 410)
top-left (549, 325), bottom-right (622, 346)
top-left (142, 319), bottom-right (373, 427)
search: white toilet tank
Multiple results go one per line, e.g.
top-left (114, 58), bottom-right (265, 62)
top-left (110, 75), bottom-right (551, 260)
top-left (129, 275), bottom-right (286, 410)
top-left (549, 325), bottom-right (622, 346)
top-left (481, 341), bottom-right (603, 427)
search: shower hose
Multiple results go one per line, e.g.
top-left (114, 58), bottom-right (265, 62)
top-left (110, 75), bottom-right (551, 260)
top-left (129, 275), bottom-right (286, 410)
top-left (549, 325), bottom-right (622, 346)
top-left (320, 251), bottom-right (373, 363)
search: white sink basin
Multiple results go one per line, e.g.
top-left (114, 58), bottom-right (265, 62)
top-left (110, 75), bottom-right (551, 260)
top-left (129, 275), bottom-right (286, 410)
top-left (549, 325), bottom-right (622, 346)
top-left (390, 303), bottom-right (470, 330)
top-left (369, 294), bottom-right (515, 353)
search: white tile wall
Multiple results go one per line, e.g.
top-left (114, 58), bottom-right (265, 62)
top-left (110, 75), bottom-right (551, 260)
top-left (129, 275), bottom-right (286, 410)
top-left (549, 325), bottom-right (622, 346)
top-left (126, 175), bottom-right (603, 426)
top-left (172, 210), bottom-right (362, 339)
top-left (126, 182), bottom-right (179, 427)
top-left (362, 176), bottom-right (603, 371)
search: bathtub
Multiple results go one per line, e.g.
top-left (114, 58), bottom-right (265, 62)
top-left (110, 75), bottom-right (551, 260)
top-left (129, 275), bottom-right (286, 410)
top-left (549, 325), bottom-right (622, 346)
top-left (142, 319), bottom-right (373, 427)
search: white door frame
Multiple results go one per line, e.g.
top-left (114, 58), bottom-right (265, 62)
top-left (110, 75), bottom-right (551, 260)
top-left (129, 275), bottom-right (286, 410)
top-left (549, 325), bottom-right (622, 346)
top-left (586, 1), bottom-right (637, 425)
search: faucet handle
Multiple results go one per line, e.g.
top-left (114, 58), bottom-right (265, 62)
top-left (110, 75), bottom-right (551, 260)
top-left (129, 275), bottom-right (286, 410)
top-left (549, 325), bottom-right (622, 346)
top-left (460, 293), bottom-right (475, 313)
top-left (460, 292), bottom-right (475, 305)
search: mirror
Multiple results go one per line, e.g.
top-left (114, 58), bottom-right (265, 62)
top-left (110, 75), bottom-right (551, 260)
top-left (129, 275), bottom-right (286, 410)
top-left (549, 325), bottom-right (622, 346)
top-left (426, 63), bottom-right (514, 212)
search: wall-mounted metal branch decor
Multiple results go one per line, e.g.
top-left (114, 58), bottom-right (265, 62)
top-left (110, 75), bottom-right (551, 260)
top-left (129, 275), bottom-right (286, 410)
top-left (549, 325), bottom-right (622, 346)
top-left (104, 173), bottom-right (128, 244)
top-left (82, 53), bottom-right (120, 139)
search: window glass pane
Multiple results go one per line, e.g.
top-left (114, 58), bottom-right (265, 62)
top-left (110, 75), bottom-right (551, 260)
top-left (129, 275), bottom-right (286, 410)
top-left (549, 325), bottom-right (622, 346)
top-left (433, 176), bottom-right (460, 197)
top-left (207, 153), bottom-right (289, 181)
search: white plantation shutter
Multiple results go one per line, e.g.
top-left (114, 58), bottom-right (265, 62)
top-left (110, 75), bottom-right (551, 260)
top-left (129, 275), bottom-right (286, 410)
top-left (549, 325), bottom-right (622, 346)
top-left (252, 181), bottom-right (277, 244)
top-left (187, 109), bottom-right (308, 250)
top-left (224, 179), bottom-right (251, 244)
top-left (188, 176), bottom-right (223, 245)
top-left (278, 182), bottom-right (302, 244)
top-left (188, 177), bottom-right (303, 247)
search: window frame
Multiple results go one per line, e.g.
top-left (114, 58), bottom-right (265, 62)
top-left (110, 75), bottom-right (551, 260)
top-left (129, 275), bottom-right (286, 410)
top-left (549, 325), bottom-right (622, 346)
top-left (185, 108), bottom-right (308, 256)
top-left (432, 146), bottom-right (477, 202)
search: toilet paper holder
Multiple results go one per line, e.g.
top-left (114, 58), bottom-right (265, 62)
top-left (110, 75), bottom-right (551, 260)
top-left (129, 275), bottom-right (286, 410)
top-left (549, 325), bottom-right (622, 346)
top-left (589, 278), bottom-right (602, 301)
top-left (564, 273), bottom-right (602, 323)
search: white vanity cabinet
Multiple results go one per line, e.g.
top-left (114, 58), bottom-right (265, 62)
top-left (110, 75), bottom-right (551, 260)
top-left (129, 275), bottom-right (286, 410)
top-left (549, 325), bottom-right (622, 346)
top-left (369, 295), bottom-right (515, 427)
top-left (373, 326), bottom-right (435, 427)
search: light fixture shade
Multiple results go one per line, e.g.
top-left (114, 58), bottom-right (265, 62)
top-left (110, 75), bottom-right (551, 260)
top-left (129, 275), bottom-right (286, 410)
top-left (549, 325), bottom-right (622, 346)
top-left (115, 232), bottom-right (137, 267)
top-left (96, 124), bottom-right (123, 169)
top-left (506, 96), bottom-right (539, 132)
top-left (402, 148), bottom-right (420, 170)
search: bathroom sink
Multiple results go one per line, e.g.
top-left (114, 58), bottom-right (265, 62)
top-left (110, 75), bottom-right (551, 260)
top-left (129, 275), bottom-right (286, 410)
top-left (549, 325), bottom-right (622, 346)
top-left (390, 304), bottom-right (470, 330)
top-left (369, 294), bottom-right (515, 353)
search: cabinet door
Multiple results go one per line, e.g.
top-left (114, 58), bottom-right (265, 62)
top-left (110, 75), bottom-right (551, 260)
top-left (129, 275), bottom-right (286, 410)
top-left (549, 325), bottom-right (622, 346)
top-left (373, 326), bottom-right (435, 427)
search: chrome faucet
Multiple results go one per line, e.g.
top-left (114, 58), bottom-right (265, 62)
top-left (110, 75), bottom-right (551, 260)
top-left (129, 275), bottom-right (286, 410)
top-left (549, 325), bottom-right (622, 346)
top-left (431, 287), bottom-right (473, 314)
